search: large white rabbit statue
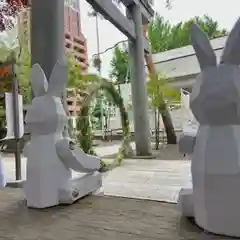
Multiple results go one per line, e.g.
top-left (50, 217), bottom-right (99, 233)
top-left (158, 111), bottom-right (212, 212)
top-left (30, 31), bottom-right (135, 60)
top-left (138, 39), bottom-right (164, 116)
top-left (178, 18), bottom-right (240, 237)
top-left (23, 59), bottom-right (102, 209)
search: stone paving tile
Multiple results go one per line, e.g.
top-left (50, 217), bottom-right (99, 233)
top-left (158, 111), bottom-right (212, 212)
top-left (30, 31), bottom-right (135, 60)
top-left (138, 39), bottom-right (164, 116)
top-left (104, 169), bottom-right (153, 184)
top-left (103, 159), bottom-right (191, 203)
top-left (0, 188), bottom-right (230, 240)
top-left (2, 153), bottom-right (192, 203)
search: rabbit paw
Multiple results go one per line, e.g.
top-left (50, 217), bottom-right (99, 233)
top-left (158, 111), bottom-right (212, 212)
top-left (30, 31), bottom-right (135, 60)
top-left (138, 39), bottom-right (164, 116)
top-left (72, 188), bottom-right (79, 199)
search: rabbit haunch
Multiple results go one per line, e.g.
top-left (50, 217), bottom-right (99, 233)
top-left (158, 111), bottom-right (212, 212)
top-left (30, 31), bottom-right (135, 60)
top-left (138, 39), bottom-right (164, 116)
top-left (189, 20), bottom-right (240, 125)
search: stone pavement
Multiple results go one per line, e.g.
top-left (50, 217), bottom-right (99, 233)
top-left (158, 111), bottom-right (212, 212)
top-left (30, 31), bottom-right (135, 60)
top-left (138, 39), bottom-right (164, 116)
top-left (1, 143), bottom-right (134, 181)
top-left (94, 142), bottom-right (135, 157)
top-left (1, 143), bottom-right (192, 203)
top-left (0, 188), bottom-right (218, 240)
top-left (103, 159), bottom-right (191, 203)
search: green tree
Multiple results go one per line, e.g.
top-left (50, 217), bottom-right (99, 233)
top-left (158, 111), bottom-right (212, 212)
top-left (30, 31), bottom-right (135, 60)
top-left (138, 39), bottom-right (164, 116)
top-left (92, 98), bottom-right (107, 127)
top-left (66, 53), bottom-right (100, 140)
top-left (81, 77), bottom-right (133, 160)
top-left (147, 14), bottom-right (227, 144)
top-left (0, 25), bottom-right (31, 134)
top-left (109, 44), bottom-right (130, 94)
top-left (147, 74), bottom-right (180, 148)
top-left (17, 45), bottom-right (31, 104)
top-left (148, 14), bottom-right (227, 53)
top-left (109, 15), bottom-right (227, 144)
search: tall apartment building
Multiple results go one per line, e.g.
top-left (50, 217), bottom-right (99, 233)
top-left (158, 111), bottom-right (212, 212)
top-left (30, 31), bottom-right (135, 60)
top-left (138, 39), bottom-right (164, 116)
top-left (16, 0), bottom-right (88, 126)
top-left (15, 0), bottom-right (88, 72)
top-left (64, 0), bottom-right (88, 72)
top-left (64, 0), bottom-right (88, 121)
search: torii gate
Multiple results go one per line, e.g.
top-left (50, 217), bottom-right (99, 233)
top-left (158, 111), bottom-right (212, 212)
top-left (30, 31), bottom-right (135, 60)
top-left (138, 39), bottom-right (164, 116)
top-left (31, 0), bottom-right (154, 156)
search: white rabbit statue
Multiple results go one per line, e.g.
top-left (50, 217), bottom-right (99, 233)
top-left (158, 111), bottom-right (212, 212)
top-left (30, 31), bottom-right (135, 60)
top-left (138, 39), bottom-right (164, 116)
top-left (178, 19), bottom-right (240, 237)
top-left (23, 59), bottom-right (102, 209)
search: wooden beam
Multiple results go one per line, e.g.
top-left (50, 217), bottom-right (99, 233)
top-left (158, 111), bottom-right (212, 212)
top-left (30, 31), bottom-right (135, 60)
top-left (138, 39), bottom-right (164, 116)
top-left (121, 0), bottom-right (154, 24)
top-left (86, 0), bottom-right (136, 40)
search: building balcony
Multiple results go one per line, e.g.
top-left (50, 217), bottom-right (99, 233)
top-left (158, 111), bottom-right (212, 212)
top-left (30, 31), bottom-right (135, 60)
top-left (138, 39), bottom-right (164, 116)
top-left (65, 32), bottom-right (72, 40)
top-left (73, 45), bottom-right (86, 54)
top-left (79, 61), bottom-right (87, 71)
top-left (74, 51), bottom-right (86, 61)
top-left (70, 39), bottom-right (86, 51)
top-left (73, 36), bottom-right (86, 47)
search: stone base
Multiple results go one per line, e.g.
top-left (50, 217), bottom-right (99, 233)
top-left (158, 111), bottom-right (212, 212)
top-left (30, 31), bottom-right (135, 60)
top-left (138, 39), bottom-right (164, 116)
top-left (177, 188), bottom-right (193, 217)
top-left (11, 172), bottom-right (103, 208)
top-left (131, 154), bottom-right (156, 159)
top-left (6, 180), bottom-right (25, 188)
top-left (59, 171), bottom-right (103, 205)
top-left (93, 187), bottom-right (104, 196)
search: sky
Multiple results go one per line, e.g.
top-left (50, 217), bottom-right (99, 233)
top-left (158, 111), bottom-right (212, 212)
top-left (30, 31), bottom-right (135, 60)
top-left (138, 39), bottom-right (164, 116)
top-left (79, 0), bottom-right (240, 78)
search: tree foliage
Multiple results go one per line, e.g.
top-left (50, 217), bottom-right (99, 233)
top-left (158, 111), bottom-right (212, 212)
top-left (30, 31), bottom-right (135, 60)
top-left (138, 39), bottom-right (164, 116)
top-left (81, 77), bottom-right (133, 159)
top-left (147, 74), bottom-right (180, 109)
top-left (110, 15), bottom-right (227, 86)
top-left (109, 44), bottom-right (130, 86)
top-left (148, 14), bottom-right (228, 53)
top-left (109, 15), bottom-right (226, 144)
top-left (0, 23), bottom-right (30, 131)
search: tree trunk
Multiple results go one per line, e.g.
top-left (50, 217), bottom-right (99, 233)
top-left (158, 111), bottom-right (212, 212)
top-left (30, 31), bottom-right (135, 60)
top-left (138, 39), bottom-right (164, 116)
top-left (154, 108), bottom-right (157, 149)
top-left (154, 108), bottom-right (161, 149)
top-left (159, 105), bottom-right (177, 144)
top-left (117, 84), bottom-right (121, 95)
top-left (156, 108), bottom-right (160, 149)
top-left (143, 24), bottom-right (177, 144)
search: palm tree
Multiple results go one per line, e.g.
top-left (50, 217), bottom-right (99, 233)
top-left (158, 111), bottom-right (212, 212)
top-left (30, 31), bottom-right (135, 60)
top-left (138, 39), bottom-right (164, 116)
top-left (109, 15), bottom-right (227, 144)
top-left (109, 43), bottom-right (129, 94)
top-left (146, 15), bottom-right (227, 144)
top-left (88, 9), bottom-right (108, 138)
top-left (67, 54), bottom-right (133, 162)
top-left (88, 10), bottom-right (102, 74)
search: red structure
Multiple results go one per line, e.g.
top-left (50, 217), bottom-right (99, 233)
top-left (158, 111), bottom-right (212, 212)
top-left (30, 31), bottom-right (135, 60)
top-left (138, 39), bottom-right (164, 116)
top-left (8, 0), bottom-right (88, 72)
top-left (64, 1), bottom-right (88, 72)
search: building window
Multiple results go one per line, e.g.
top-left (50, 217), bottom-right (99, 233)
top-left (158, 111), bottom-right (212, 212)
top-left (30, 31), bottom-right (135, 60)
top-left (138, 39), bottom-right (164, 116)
top-left (65, 43), bottom-right (71, 49)
top-left (73, 37), bottom-right (84, 46)
top-left (73, 45), bottom-right (84, 54)
top-left (65, 33), bottom-right (71, 39)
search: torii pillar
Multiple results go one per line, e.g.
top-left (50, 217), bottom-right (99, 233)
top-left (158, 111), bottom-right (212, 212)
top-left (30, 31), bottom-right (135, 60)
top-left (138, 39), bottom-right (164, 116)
top-left (31, 0), bottom-right (65, 79)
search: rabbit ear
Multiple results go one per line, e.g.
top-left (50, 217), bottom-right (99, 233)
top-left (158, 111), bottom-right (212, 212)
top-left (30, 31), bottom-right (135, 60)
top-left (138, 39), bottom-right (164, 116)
top-left (47, 58), bottom-right (68, 97)
top-left (189, 23), bottom-right (217, 69)
top-left (31, 64), bottom-right (48, 97)
top-left (220, 18), bottom-right (240, 65)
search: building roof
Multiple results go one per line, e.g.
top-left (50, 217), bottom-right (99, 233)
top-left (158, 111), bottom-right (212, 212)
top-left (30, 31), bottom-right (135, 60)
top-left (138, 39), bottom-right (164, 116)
top-left (152, 36), bottom-right (227, 80)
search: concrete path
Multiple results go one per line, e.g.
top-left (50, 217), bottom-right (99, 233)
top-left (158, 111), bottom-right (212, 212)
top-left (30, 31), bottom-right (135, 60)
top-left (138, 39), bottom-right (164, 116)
top-left (1, 144), bottom-right (192, 203)
top-left (94, 142), bottom-right (135, 157)
top-left (1, 143), bottom-right (126, 182)
top-left (0, 188), bottom-right (211, 240)
top-left (103, 159), bottom-right (191, 203)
